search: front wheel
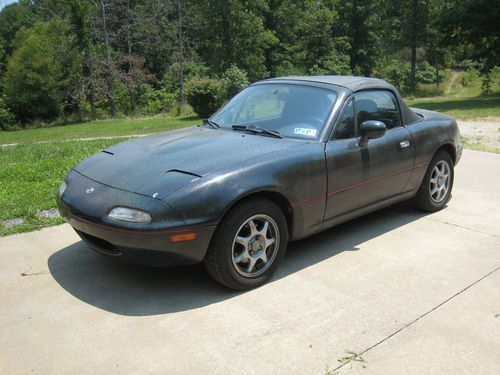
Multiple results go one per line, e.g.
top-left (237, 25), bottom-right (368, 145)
top-left (204, 198), bottom-right (288, 290)
top-left (415, 150), bottom-right (454, 212)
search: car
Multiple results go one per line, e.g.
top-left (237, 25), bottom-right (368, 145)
top-left (57, 75), bottom-right (462, 290)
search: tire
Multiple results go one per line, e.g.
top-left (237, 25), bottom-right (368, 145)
top-left (204, 198), bottom-right (289, 290)
top-left (415, 150), bottom-right (454, 212)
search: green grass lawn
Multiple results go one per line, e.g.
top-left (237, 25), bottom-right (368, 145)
top-left (405, 69), bottom-right (500, 119)
top-left (0, 114), bottom-right (200, 145)
top-left (406, 94), bottom-right (500, 119)
top-left (0, 139), bottom-right (122, 236)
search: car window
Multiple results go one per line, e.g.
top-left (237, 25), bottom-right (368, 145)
top-left (354, 90), bottom-right (401, 129)
top-left (211, 84), bottom-right (337, 140)
top-left (235, 87), bottom-right (287, 122)
top-left (332, 100), bottom-right (355, 140)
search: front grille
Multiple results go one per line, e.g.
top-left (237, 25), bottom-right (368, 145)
top-left (76, 230), bottom-right (122, 256)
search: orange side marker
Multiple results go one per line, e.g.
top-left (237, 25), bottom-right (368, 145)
top-left (169, 232), bottom-right (197, 242)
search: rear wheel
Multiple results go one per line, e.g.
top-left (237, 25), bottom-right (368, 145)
top-left (204, 198), bottom-right (288, 290)
top-left (415, 150), bottom-right (454, 212)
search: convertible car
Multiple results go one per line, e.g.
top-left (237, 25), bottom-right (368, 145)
top-left (57, 75), bottom-right (462, 289)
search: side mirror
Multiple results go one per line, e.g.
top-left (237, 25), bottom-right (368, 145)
top-left (359, 120), bottom-right (386, 146)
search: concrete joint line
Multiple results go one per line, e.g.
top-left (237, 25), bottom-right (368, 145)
top-left (425, 217), bottom-right (499, 238)
top-left (331, 265), bottom-right (500, 373)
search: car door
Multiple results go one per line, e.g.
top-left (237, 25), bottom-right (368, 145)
top-left (324, 89), bottom-right (416, 221)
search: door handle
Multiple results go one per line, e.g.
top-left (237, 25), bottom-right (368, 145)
top-left (400, 140), bottom-right (410, 148)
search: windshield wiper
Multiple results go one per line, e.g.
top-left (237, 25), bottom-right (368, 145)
top-left (231, 124), bottom-right (283, 138)
top-left (205, 119), bottom-right (220, 129)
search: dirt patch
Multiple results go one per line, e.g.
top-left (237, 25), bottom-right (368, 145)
top-left (457, 120), bottom-right (500, 153)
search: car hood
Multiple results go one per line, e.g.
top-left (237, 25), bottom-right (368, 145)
top-left (74, 126), bottom-right (301, 197)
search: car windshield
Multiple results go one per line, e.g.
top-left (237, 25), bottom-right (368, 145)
top-left (211, 83), bottom-right (337, 140)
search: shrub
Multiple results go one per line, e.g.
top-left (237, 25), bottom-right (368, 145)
top-left (0, 96), bottom-right (19, 131)
top-left (460, 70), bottom-right (479, 87)
top-left (133, 83), bottom-right (176, 114)
top-left (222, 64), bottom-right (249, 98)
top-left (185, 77), bottom-right (226, 118)
top-left (163, 61), bottom-right (209, 92)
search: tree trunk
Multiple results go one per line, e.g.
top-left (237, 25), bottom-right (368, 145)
top-left (435, 55), bottom-right (439, 88)
top-left (99, 0), bottom-right (116, 117)
top-left (177, 0), bottom-right (184, 107)
top-left (83, 52), bottom-right (96, 118)
top-left (126, 0), bottom-right (135, 112)
top-left (409, 0), bottom-right (417, 92)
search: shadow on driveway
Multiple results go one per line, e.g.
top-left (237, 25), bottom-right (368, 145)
top-left (48, 201), bottom-right (429, 316)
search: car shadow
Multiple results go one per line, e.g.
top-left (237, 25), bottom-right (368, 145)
top-left (48, 201), bottom-right (430, 316)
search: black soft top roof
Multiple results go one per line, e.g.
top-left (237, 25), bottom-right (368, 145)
top-left (259, 75), bottom-right (421, 125)
top-left (271, 75), bottom-right (393, 92)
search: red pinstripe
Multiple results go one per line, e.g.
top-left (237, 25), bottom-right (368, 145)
top-left (292, 162), bottom-right (428, 207)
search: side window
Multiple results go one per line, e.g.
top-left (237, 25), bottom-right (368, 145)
top-left (332, 100), bottom-right (355, 139)
top-left (354, 90), bottom-right (401, 129)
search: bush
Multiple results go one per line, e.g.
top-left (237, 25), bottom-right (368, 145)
top-left (185, 77), bottom-right (226, 118)
top-left (0, 96), bottom-right (19, 131)
top-left (460, 69), bottom-right (479, 87)
top-left (163, 61), bottom-right (209, 92)
top-left (137, 84), bottom-right (177, 113)
top-left (222, 64), bottom-right (249, 98)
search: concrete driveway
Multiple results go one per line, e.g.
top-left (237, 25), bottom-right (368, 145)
top-left (1, 149), bottom-right (499, 375)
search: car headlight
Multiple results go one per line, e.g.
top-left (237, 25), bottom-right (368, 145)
top-left (108, 207), bottom-right (152, 223)
top-left (58, 180), bottom-right (67, 197)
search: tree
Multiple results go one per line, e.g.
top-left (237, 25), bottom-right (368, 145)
top-left (439, 0), bottom-right (500, 88)
top-left (186, 0), bottom-right (276, 80)
top-left (70, 0), bottom-right (97, 117)
top-left (97, 0), bottom-right (117, 116)
top-left (336, 0), bottom-right (380, 76)
top-left (383, 0), bottom-right (430, 92)
top-left (3, 21), bottom-right (80, 123)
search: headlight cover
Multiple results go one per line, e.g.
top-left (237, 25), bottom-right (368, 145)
top-left (108, 207), bottom-right (152, 223)
top-left (58, 180), bottom-right (67, 197)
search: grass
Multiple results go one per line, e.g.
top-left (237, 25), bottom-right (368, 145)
top-left (405, 69), bottom-right (500, 119)
top-left (0, 139), bottom-right (122, 236)
top-left (407, 94), bottom-right (500, 119)
top-left (461, 135), bottom-right (500, 154)
top-left (0, 114), bottom-right (200, 145)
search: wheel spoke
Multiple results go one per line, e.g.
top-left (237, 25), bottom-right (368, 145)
top-left (235, 235), bottom-right (250, 247)
top-left (259, 221), bottom-right (269, 236)
top-left (248, 220), bottom-right (258, 236)
top-left (259, 251), bottom-right (268, 264)
top-left (234, 249), bottom-right (249, 263)
top-left (431, 186), bottom-right (439, 196)
top-left (246, 257), bottom-right (256, 273)
top-left (265, 237), bottom-right (276, 248)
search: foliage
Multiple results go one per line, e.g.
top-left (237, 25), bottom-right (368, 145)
top-left (0, 95), bottom-right (19, 130)
top-left (185, 77), bottom-right (226, 118)
top-left (163, 60), bottom-right (209, 92)
top-left (222, 64), bottom-right (249, 98)
top-left (3, 21), bottom-right (80, 123)
top-left (0, 0), bottom-right (499, 127)
top-left (459, 69), bottom-right (478, 87)
top-left (136, 84), bottom-right (177, 113)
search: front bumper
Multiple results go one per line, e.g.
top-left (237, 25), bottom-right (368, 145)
top-left (57, 170), bottom-right (216, 267)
